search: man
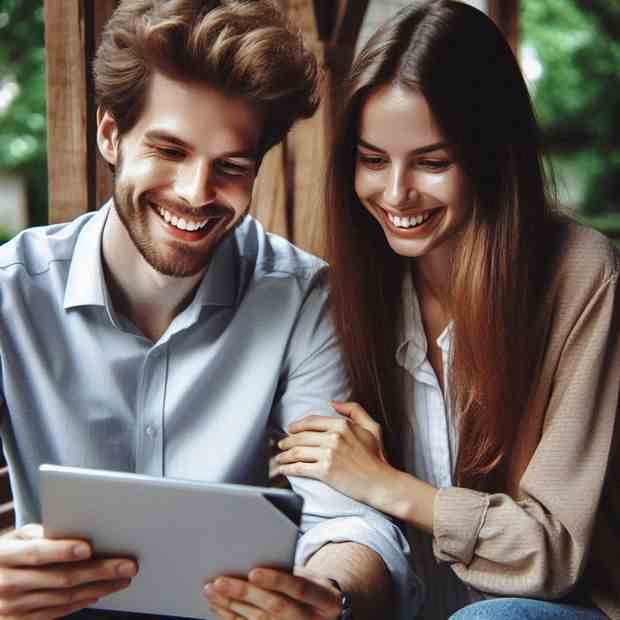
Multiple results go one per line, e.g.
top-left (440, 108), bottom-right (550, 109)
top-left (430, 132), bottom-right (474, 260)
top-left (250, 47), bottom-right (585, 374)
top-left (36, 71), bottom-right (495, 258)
top-left (0, 1), bottom-right (417, 620)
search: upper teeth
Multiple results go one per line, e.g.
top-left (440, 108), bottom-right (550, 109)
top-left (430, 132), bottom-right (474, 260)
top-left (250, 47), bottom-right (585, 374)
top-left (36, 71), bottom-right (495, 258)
top-left (388, 211), bottom-right (433, 229)
top-left (157, 206), bottom-right (210, 232)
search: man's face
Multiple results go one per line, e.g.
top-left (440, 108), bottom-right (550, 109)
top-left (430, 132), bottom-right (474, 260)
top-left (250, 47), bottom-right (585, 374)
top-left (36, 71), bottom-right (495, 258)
top-left (97, 72), bottom-right (263, 277)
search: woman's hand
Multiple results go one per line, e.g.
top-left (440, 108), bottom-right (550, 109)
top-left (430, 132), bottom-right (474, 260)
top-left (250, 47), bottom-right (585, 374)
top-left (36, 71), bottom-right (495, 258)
top-left (275, 401), bottom-right (395, 507)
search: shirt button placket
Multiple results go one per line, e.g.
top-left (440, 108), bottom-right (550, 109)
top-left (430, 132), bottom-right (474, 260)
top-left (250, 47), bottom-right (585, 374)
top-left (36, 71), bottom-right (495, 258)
top-left (136, 346), bottom-right (166, 477)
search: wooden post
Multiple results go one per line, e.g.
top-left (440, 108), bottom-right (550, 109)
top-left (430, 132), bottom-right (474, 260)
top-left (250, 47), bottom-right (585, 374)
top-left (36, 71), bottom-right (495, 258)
top-left (45, 1), bottom-right (117, 224)
top-left (488, 0), bottom-right (520, 53)
top-left (286, 0), bottom-right (370, 257)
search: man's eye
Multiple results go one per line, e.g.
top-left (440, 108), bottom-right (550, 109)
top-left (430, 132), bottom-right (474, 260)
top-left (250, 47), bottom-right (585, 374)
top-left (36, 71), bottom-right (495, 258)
top-left (216, 161), bottom-right (253, 176)
top-left (155, 146), bottom-right (184, 158)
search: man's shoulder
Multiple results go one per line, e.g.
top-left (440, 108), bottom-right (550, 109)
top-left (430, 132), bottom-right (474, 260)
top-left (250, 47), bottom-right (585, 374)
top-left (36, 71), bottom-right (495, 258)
top-left (235, 216), bottom-right (327, 283)
top-left (0, 212), bottom-right (97, 280)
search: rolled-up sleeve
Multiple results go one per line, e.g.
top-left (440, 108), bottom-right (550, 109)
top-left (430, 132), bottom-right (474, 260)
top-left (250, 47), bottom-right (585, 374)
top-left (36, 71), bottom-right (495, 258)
top-left (433, 271), bottom-right (620, 600)
top-left (271, 271), bottom-right (421, 619)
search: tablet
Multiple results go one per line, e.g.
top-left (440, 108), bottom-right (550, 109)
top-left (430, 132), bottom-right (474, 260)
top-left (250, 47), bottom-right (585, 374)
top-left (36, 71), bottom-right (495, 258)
top-left (40, 464), bottom-right (303, 619)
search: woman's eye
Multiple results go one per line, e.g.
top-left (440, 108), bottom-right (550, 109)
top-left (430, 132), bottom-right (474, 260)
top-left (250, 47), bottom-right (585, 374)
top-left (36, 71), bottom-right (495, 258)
top-left (358, 153), bottom-right (386, 168)
top-left (418, 159), bottom-right (450, 171)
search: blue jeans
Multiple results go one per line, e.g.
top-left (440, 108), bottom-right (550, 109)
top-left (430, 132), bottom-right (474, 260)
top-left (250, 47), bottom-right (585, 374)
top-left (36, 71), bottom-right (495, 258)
top-left (449, 598), bottom-right (607, 620)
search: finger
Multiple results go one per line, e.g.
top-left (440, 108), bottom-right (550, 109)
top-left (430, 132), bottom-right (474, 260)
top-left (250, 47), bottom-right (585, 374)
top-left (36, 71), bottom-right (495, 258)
top-left (205, 585), bottom-right (262, 620)
top-left (20, 596), bottom-right (101, 620)
top-left (276, 447), bottom-right (323, 465)
top-left (0, 537), bottom-right (93, 568)
top-left (249, 568), bottom-right (341, 616)
top-left (0, 578), bottom-right (131, 615)
top-left (276, 462), bottom-right (322, 480)
top-left (211, 576), bottom-right (311, 620)
top-left (207, 600), bottom-right (239, 620)
top-left (287, 415), bottom-right (348, 435)
top-left (10, 524), bottom-right (45, 541)
top-left (331, 401), bottom-right (380, 434)
top-left (0, 558), bottom-right (138, 594)
top-left (278, 431), bottom-right (330, 450)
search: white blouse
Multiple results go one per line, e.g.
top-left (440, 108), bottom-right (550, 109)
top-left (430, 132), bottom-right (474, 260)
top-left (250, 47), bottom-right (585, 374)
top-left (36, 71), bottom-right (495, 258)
top-left (396, 272), bottom-right (480, 619)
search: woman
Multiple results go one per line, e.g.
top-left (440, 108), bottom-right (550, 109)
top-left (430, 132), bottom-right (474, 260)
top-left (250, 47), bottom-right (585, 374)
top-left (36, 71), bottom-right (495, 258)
top-left (275, 2), bottom-right (620, 619)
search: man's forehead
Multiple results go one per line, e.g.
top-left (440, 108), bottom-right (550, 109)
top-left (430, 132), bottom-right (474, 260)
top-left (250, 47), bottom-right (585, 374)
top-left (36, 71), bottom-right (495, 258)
top-left (135, 72), bottom-right (264, 155)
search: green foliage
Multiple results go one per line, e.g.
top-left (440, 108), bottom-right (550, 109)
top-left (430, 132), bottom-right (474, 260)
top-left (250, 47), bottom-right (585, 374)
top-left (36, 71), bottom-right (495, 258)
top-left (522, 0), bottom-right (620, 215)
top-left (0, 0), bottom-right (47, 227)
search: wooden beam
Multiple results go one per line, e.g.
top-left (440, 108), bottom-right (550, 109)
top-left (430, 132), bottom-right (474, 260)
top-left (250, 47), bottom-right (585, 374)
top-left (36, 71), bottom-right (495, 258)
top-left (45, 0), bottom-right (117, 224)
top-left (92, 2), bottom-right (119, 208)
top-left (488, 0), bottom-right (520, 53)
top-left (45, 1), bottom-right (90, 224)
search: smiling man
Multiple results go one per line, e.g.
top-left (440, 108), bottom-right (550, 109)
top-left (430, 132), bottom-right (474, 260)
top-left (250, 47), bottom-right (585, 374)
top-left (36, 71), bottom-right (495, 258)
top-left (0, 1), bottom-right (416, 620)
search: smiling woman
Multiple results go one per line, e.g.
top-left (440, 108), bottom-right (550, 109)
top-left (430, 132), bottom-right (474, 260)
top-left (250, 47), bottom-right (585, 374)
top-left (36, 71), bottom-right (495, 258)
top-left (275, 1), bottom-right (620, 619)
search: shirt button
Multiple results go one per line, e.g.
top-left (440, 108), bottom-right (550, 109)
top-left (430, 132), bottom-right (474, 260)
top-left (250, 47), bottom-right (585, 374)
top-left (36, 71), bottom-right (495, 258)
top-left (145, 424), bottom-right (158, 439)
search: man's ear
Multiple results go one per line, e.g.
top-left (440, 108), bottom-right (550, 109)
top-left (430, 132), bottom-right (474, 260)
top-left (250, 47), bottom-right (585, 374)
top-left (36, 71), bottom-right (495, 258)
top-left (96, 107), bottom-right (120, 166)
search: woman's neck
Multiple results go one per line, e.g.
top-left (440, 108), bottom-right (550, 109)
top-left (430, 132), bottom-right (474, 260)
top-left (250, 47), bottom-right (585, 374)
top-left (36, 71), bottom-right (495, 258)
top-left (411, 242), bottom-right (454, 310)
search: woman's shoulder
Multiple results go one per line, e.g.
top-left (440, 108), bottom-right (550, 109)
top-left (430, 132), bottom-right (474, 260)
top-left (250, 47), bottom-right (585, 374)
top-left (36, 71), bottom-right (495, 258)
top-left (549, 214), bottom-right (619, 288)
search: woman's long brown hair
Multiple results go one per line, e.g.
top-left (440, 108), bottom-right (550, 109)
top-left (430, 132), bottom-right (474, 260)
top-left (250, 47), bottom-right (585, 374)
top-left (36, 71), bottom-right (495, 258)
top-left (325, 0), bottom-right (558, 492)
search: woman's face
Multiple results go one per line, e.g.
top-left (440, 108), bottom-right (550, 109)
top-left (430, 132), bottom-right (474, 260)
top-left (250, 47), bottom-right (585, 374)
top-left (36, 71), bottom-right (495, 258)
top-left (354, 83), bottom-right (470, 261)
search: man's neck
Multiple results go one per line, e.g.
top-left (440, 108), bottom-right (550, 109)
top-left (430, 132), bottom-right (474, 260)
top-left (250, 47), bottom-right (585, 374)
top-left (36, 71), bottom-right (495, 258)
top-left (102, 206), bottom-right (205, 342)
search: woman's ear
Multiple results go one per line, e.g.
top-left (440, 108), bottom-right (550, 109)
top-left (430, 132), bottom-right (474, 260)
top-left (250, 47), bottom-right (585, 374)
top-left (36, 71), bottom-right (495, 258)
top-left (96, 107), bottom-right (120, 166)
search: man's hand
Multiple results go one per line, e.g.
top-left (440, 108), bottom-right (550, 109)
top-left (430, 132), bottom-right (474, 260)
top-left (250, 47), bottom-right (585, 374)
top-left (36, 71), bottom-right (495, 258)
top-left (0, 524), bottom-right (138, 620)
top-left (204, 566), bottom-right (343, 619)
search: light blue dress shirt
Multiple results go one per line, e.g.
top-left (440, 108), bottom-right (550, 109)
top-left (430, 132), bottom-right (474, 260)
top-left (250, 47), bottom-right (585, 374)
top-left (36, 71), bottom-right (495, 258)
top-left (0, 205), bottom-right (418, 617)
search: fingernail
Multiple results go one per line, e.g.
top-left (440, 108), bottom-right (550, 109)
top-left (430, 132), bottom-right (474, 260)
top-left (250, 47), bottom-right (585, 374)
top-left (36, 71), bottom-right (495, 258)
top-left (278, 440), bottom-right (284, 448)
top-left (249, 569), bottom-right (265, 582)
top-left (203, 584), bottom-right (215, 596)
top-left (213, 578), bottom-right (230, 593)
top-left (117, 561), bottom-right (137, 577)
top-left (73, 544), bottom-right (91, 559)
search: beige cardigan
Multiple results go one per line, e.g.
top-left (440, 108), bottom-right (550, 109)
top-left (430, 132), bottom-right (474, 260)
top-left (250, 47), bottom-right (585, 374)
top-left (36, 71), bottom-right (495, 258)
top-left (430, 221), bottom-right (620, 618)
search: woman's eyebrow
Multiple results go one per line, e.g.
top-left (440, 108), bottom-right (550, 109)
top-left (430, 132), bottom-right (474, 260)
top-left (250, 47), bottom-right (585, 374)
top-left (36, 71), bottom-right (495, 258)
top-left (357, 137), bottom-right (450, 156)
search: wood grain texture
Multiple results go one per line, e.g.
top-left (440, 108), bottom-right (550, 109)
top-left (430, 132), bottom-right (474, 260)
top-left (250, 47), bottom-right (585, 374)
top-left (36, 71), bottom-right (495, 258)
top-left (45, 0), bottom-right (90, 223)
top-left (92, 1), bottom-right (118, 208)
top-left (251, 144), bottom-right (291, 240)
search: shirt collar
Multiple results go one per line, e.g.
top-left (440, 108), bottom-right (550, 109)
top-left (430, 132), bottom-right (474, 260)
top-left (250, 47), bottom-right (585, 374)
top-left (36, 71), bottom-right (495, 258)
top-left (64, 201), bottom-right (238, 312)
top-left (395, 268), bottom-right (453, 372)
top-left (64, 203), bottom-right (112, 310)
top-left (190, 227), bottom-right (237, 308)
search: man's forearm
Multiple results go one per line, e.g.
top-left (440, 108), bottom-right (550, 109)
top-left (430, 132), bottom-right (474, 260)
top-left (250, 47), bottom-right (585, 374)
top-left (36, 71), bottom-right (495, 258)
top-left (305, 541), bottom-right (394, 620)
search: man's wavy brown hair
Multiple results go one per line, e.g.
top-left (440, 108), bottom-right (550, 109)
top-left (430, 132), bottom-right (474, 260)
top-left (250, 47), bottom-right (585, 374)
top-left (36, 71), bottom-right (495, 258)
top-left (94, 0), bottom-right (320, 157)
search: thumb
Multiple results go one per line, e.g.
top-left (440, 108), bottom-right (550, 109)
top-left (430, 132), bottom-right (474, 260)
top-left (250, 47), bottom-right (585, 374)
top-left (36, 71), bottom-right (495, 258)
top-left (331, 401), bottom-right (379, 433)
top-left (12, 523), bottom-right (45, 541)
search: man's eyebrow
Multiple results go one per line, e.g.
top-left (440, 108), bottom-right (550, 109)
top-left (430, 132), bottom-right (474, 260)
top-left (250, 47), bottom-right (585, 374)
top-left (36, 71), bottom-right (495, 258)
top-left (357, 137), bottom-right (450, 156)
top-left (144, 130), bottom-right (257, 160)
top-left (144, 130), bottom-right (190, 148)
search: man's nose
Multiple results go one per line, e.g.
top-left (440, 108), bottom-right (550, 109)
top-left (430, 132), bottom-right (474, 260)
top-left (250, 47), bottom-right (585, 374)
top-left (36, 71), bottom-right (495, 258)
top-left (174, 159), bottom-right (216, 207)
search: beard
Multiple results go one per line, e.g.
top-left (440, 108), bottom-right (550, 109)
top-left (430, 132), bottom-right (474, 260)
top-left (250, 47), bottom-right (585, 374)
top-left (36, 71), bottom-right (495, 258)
top-left (111, 153), bottom-right (250, 278)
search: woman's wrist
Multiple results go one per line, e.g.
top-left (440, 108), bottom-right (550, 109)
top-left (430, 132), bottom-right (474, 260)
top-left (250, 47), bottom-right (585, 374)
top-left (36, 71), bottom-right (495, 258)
top-left (367, 467), bottom-right (437, 534)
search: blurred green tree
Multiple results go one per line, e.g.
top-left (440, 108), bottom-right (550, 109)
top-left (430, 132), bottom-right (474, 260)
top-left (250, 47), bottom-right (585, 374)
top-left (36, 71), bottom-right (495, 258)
top-left (522, 0), bottom-right (620, 219)
top-left (0, 0), bottom-right (47, 234)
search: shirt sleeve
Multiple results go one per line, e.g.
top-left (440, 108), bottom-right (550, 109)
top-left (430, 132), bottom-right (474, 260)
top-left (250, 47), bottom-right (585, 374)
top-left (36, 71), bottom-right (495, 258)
top-left (271, 270), bottom-right (422, 619)
top-left (432, 272), bottom-right (620, 599)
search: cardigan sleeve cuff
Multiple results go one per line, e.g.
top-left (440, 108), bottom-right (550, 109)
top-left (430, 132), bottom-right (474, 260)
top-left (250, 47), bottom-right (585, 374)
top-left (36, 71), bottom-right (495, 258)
top-left (432, 486), bottom-right (490, 565)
